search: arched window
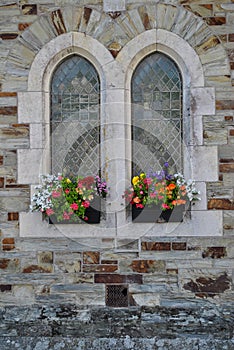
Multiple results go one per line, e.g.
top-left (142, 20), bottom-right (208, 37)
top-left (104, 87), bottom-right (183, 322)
top-left (131, 52), bottom-right (183, 175)
top-left (50, 55), bottom-right (100, 176)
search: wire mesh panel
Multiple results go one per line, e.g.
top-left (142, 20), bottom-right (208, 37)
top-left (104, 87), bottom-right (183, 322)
top-left (106, 285), bottom-right (129, 307)
top-left (51, 55), bottom-right (100, 176)
top-left (131, 52), bottom-right (183, 175)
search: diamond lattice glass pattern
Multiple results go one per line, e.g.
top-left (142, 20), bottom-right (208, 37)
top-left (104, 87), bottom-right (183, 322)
top-left (132, 53), bottom-right (183, 175)
top-left (51, 55), bottom-right (100, 176)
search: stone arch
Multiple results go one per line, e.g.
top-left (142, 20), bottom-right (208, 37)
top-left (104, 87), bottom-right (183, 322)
top-left (4, 4), bottom-right (231, 93)
top-left (18, 32), bottom-right (114, 183)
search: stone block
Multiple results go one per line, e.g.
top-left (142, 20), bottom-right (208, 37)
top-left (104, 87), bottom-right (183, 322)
top-left (141, 242), bottom-right (171, 251)
top-left (190, 146), bottom-right (218, 181)
top-left (208, 198), bottom-right (234, 210)
top-left (202, 247), bottom-right (227, 259)
top-left (203, 128), bottom-right (227, 145)
top-left (64, 273), bottom-right (94, 284)
top-left (18, 92), bottom-right (43, 123)
top-left (56, 260), bottom-right (81, 274)
top-left (37, 251), bottom-right (53, 264)
top-left (0, 107), bottom-right (17, 116)
top-left (2, 237), bottom-right (15, 251)
top-left (17, 149), bottom-right (43, 184)
top-left (83, 264), bottom-right (118, 273)
top-left (8, 212), bottom-right (19, 221)
top-left (13, 284), bottom-right (35, 304)
top-left (83, 251), bottom-right (100, 264)
top-left (191, 87), bottom-right (215, 115)
top-left (101, 259), bottom-right (118, 265)
top-left (131, 292), bottom-right (160, 306)
top-left (50, 284), bottom-right (105, 306)
top-left (22, 264), bottom-right (53, 273)
top-left (219, 163), bottom-right (234, 173)
top-left (103, 0), bottom-right (126, 12)
top-left (216, 100), bottom-right (234, 110)
top-left (94, 273), bottom-right (143, 284)
top-left (0, 258), bottom-right (20, 272)
top-left (183, 272), bottom-right (231, 298)
top-left (30, 123), bottom-right (43, 149)
top-left (172, 242), bottom-right (187, 250)
top-left (130, 260), bottom-right (165, 273)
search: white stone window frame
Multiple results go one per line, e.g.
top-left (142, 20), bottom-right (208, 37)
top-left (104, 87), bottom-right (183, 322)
top-left (18, 30), bottom-right (222, 238)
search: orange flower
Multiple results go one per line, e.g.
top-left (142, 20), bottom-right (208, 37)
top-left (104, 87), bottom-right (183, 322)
top-left (133, 197), bottom-right (141, 203)
top-left (177, 199), bottom-right (186, 205)
top-left (167, 183), bottom-right (176, 190)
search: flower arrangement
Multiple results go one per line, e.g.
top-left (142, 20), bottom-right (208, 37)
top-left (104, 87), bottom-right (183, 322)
top-left (123, 163), bottom-right (200, 211)
top-left (30, 174), bottom-right (107, 223)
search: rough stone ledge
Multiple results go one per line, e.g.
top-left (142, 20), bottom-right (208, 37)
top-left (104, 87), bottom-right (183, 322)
top-left (0, 303), bottom-right (233, 341)
top-left (0, 335), bottom-right (233, 350)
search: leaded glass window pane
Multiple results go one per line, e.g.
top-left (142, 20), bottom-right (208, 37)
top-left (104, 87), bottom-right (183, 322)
top-left (51, 55), bottom-right (100, 176)
top-left (132, 52), bottom-right (183, 175)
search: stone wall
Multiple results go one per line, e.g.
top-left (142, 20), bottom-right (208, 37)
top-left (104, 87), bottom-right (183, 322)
top-left (0, 0), bottom-right (233, 348)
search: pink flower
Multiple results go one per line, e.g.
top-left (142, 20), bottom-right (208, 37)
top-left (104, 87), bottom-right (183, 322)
top-left (82, 201), bottom-right (90, 208)
top-left (143, 178), bottom-right (152, 185)
top-left (65, 189), bottom-right (70, 194)
top-left (162, 203), bottom-right (170, 209)
top-left (46, 208), bottom-right (54, 216)
top-left (150, 193), bottom-right (156, 198)
top-left (52, 190), bottom-right (61, 198)
top-left (140, 190), bottom-right (144, 195)
top-left (58, 175), bottom-right (63, 181)
top-left (83, 216), bottom-right (88, 221)
top-left (63, 211), bottom-right (70, 220)
top-left (70, 203), bottom-right (79, 210)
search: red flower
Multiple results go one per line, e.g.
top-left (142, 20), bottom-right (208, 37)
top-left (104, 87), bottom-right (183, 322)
top-left (136, 204), bottom-right (144, 208)
top-left (82, 201), bottom-right (90, 208)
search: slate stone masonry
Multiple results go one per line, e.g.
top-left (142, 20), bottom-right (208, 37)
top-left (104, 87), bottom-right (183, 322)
top-left (0, 0), bottom-right (233, 348)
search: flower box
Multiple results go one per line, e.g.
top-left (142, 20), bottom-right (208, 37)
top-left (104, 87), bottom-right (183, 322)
top-left (159, 204), bottom-right (185, 222)
top-left (132, 204), bottom-right (161, 223)
top-left (124, 162), bottom-right (200, 224)
top-left (132, 204), bottom-right (185, 223)
top-left (49, 196), bottom-right (101, 224)
top-left (31, 174), bottom-right (107, 225)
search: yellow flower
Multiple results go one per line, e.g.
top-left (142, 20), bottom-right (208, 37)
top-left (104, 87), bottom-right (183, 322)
top-left (140, 173), bottom-right (146, 179)
top-left (132, 176), bottom-right (139, 186)
top-left (66, 178), bottom-right (71, 183)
